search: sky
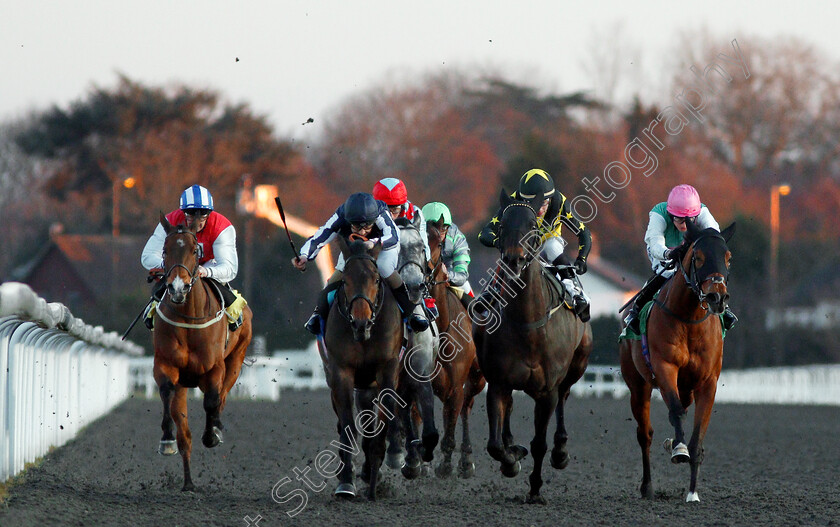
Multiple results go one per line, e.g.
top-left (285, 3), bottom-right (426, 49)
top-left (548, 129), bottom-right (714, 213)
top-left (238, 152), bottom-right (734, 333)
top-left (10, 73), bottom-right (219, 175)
top-left (1, 1), bottom-right (839, 141)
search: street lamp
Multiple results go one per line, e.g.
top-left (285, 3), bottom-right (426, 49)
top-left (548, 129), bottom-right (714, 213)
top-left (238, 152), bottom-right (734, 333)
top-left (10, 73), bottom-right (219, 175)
top-left (769, 183), bottom-right (791, 303)
top-left (112, 176), bottom-right (135, 238)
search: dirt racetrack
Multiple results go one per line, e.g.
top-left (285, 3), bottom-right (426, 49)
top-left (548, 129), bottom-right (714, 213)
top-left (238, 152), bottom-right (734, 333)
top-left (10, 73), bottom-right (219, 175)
top-left (1, 389), bottom-right (837, 527)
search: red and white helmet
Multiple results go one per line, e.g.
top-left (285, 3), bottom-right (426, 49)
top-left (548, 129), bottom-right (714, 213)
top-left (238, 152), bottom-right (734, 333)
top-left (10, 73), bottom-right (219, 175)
top-left (372, 178), bottom-right (408, 206)
top-left (666, 184), bottom-right (701, 217)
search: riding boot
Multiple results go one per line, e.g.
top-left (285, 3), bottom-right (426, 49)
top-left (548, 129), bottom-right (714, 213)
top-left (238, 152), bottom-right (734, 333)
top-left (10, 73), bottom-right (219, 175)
top-left (722, 307), bottom-right (738, 331)
top-left (624, 274), bottom-right (669, 334)
top-left (304, 285), bottom-right (333, 335)
top-left (459, 292), bottom-right (474, 311)
top-left (390, 283), bottom-right (430, 332)
top-left (145, 280), bottom-right (167, 330)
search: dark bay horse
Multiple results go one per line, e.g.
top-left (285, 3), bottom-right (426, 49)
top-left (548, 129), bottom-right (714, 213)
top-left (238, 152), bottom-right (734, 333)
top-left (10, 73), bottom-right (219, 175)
top-left (385, 219), bottom-right (439, 478)
top-left (153, 214), bottom-right (253, 491)
top-left (620, 220), bottom-right (735, 502)
top-left (320, 236), bottom-right (404, 500)
top-left (472, 190), bottom-right (592, 503)
top-left (425, 216), bottom-right (486, 479)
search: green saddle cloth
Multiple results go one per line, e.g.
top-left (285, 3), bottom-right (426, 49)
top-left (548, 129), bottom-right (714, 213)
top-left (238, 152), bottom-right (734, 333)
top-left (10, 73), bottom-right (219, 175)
top-left (618, 301), bottom-right (726, 341)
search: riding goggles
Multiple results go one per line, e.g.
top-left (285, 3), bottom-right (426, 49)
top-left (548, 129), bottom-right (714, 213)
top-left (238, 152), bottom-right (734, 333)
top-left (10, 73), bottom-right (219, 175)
top-left (184, 208), bottom-right (212, 218)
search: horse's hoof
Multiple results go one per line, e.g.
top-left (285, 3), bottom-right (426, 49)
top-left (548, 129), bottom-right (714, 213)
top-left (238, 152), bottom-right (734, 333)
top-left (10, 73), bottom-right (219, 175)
top-left (641, 483), bottom-right (654, 500)
top-left (385, 452), bottom-right (406, 470)
top-left (401, 462), bottom-right (422, 480)
top-left (182, 481), bottom-right (195, 492)
top-left (501, 461), bottom-right (521, 478)
top-left (686, 491), bottom-right (700, 502)
top-left (420, 462), bottom-right (432, 477)
top-left (550, 448), bottom-right (570, 470)
top-left (510, 444), bottom-right (529, 461)
top-left (334, 483), bottom-right (356, 498)
top-left (158, 440), bottom-right (178, 456)
top-left (526, 493), bottom-right (547, 505)
top-left (202, 427), bottom-right (223, 448)
top-left (458, 461), bottom-right (476, 479)
top-left (435, 460), bottom-right (453, 478)
top-left (670, 442), bottom-right (689, 464)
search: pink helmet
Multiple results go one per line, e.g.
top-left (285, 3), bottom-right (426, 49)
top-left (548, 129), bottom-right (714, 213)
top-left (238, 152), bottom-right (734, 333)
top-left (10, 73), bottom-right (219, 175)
top-left (666, 184), bottom-right (701, 217)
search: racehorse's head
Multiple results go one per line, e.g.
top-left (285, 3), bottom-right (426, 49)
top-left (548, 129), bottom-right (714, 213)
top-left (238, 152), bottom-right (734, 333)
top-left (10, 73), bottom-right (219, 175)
top-left (396, 217), bottom-right (426, 303)
top-left (161, 213), bottom-right (202, 305)
top-left (426, 216), bottom-right (445, 260)
top-left (338, 235), bottom-right (383, 342)
top-left (497, 189), bottom-right (543, 277)
top-left (680, 220), bottom-right (736, 315)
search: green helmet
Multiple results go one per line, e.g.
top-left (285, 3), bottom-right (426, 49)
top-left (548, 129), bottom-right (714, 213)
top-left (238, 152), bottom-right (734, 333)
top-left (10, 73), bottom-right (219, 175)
top-left (518, 168), bottom-right (555, 200)
top-left (421, 202), bottom-right (452, 226)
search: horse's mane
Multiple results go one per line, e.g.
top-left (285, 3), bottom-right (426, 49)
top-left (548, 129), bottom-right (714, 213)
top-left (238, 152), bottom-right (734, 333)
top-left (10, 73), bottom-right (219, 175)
top-left (394, 217), bottom-right (412, 228)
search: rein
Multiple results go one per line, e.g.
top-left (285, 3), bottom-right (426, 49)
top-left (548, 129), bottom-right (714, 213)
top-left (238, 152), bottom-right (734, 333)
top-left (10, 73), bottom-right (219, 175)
top-left (653, 232), bottom-right (728, 325)
top-left (336, 253), bottom-right (385, 324)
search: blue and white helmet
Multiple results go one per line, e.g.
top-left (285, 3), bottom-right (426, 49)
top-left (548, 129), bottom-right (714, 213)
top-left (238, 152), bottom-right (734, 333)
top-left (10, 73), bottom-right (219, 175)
top-left (179, 184), bottom-right (214, 211)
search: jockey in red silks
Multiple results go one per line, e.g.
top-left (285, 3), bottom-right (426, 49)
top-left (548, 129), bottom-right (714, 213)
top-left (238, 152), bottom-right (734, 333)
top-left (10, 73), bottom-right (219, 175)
top-left (141, 184), bottom-right (246, 331)
top-left (373, 178), bottom-right (431, 262)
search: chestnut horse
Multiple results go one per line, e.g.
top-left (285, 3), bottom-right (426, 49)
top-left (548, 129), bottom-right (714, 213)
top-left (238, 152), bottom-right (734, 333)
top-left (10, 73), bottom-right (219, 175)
top-left (153, 214), bottom-right (253, 491)
top-left (319, 236), bottom-right (404, 500)
top-left (472, 190), bottom-right (592, 503)
top-left (424, 216), bottom-right (486, 478)
top-left (619, 220), bottom-right (735, 502)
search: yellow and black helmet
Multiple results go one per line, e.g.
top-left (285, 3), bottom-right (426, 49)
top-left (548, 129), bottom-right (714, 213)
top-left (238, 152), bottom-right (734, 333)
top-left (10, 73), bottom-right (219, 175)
top-left (517, 169), bottom-right (555, 200)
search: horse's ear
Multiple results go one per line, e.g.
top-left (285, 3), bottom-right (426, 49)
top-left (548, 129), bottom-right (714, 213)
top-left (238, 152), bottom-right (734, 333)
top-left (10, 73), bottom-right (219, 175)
top-left (336, 235), bottom-right (349, 257)
top-left (433, 216), bottom-right (445, 231)
top-left (160, 212), bottom-right (172, 234)
top-left (685, 217), bottom-right (701, 239)
top-left (500, 188), bottom-right (513, 208)
top-left (528, 193), bottom-right (543, 212)
top-left (720, 222), bottom-right (736, 243)
top-left (370, 239), bottom-right (382, 258)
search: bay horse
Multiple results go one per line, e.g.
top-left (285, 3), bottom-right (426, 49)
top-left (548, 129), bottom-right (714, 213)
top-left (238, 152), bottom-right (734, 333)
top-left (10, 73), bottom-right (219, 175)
top-left (619, 220), bottom-right (735, 502)
top-left (472, 190), bottom-right (592, 503)
top-left (153, 213), bottom-right (253, 491)
top-left (385, 219), bottom-right (439, 479)
top-left (424, 216), bottom-right (486, 478)
top-left (320, 236), bottom-right (404, 500)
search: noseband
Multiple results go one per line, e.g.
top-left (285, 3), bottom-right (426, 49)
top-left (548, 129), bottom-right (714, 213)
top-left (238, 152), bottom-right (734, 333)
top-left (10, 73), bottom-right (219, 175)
top-left (338, 253), bottom-right (385, 324)
top-left (163, 230), bottom-right (202, 297)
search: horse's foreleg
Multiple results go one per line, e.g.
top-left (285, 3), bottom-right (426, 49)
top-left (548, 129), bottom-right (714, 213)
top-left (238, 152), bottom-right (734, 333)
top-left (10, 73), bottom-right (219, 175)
top-left (685, 377), bottom-right (718, 502)
top-left (200, 365), bottom-right (225, 449)
top-left (458, 363), bottom-right (484, 478)
top-left (366, 361), bottom-right (401, 501)
top-left (331, 372), bottom-right (357, 498)
top-left (436, 383), bottom-right (463, 478)
top-left (154, 362), bottom-right (179, 456)
top-left (356, 388), bottom-right (378, 483)
top-left (417, 379), bottom-right (439, 463)
top-left (551, 347), bottom-right (588, 472)
top-left (527, 389), bottom-right (559, 504)
top-left (657, 365), bottom-right (689, 464)
top-left (170, 386), bottom-right (193, 491)
top-left (486, 383), bottom-right (524, 476)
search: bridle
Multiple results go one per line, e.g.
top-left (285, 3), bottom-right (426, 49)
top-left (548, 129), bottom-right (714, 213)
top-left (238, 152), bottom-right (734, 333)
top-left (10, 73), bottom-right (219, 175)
top-left (162, 229), bottom-right (203, 298)
top-left (654, 232), bottom-right (729, 324)
top-left (497, 201), bottom-right (540, 267)
top-left (336, 253), bottom-right (385, 325)
top-left (678, 232), bottom-right (728, 311)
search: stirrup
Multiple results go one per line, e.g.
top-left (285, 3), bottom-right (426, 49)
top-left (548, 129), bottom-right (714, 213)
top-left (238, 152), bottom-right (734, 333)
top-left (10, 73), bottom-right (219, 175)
top-left (304, 312), bottom-right (322, 335)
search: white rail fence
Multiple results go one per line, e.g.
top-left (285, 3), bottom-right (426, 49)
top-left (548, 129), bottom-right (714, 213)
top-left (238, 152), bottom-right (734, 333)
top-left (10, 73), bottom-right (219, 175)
top-left (0, 282), bottom-right (144, 481)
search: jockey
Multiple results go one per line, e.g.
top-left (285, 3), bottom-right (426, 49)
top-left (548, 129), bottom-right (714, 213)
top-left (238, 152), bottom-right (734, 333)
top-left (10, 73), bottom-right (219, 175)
top-left (293, 192), bottom-right (430, 335)
top-left (624, 184), bottom-right (738, 334)
top-left (421, 202), bottom-right (474, 306)
top-left (478, 168), bottom-right (592, 321)
top-left (140, 184), bottom-right (246, 331)
top-left (372, 178), bottom-right (431, 261)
